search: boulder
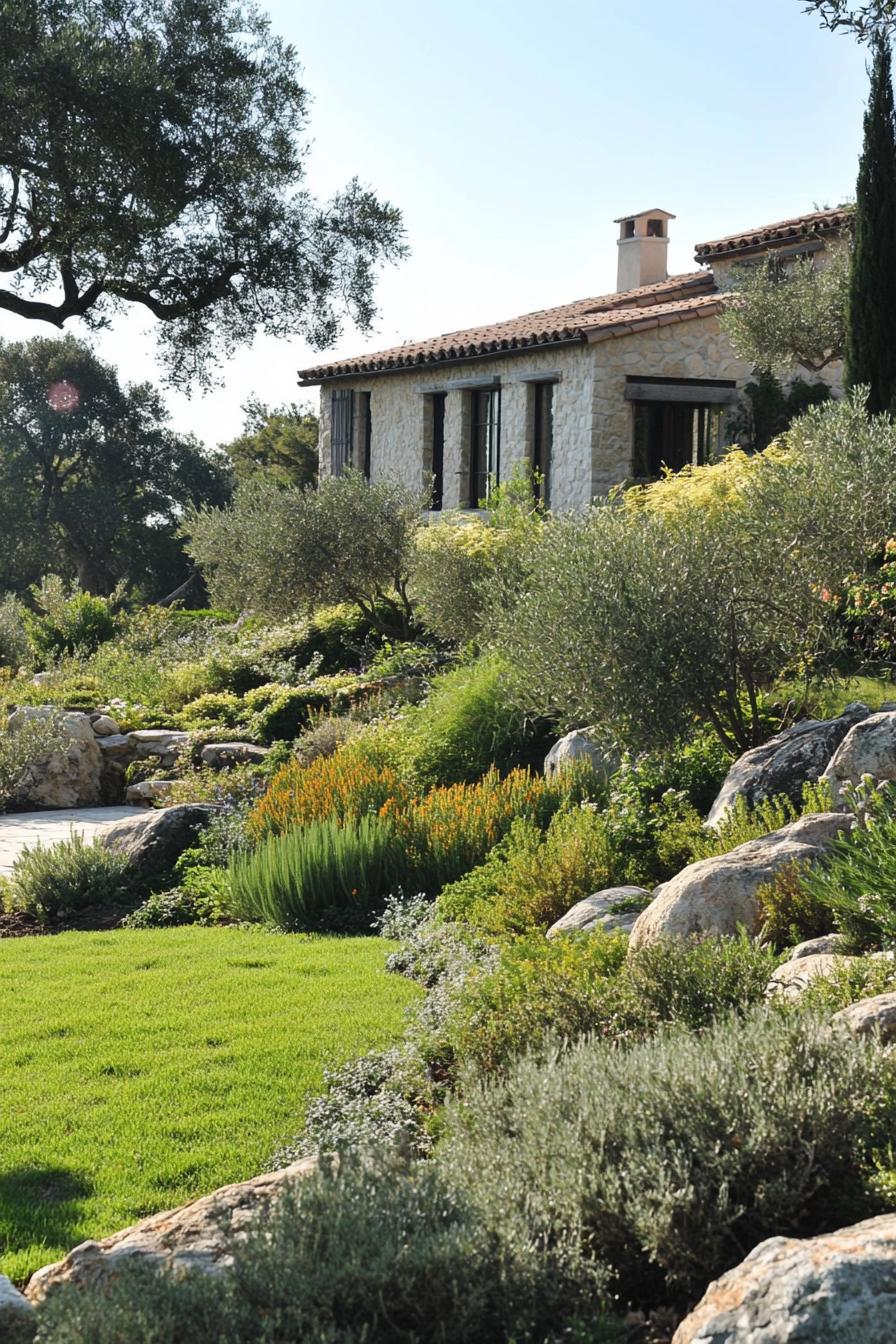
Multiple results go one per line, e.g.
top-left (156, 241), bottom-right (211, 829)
top-left (8, 707), bottom-right (103, 809)
top-left (95, 733), bottom-right (132, 758)
top-left (126, 729), bottom-right (190, 769)
top-left (89, 714), bottom-right (121, 737)
top-left (544, 728), bottom-right (615, 780)
top-left (200, 741), bottom-right (270, 770)
top-left (833, 991), bottom-right (896, 1044)
top-left (707, 704), bottom-right (869, 828)
top-left (26, 1156), bottom-right (317, 1305)
top-left (629, 814), bottom-right (852, 950)
top-left (0, 1276), bottom-right (34, 1342)
top-left (673, 1213), bottom-right (896, 1344)
top-left (787, 932), bottom-right (850, 960)
top-left (101, 804), bottom-right (217, 884)
top-left (822, 709), bottom-right (896, 802)
top-left (547, 886), bottom-right (650, 938)
top-left (125, 780), bottom-right (178, 806)
top-left (765, 952), bottom-right (857, 998)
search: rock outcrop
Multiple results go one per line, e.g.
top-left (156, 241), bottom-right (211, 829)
top-left (547, 886), bottom-right (650, 938)
top-left (101, 804), bottom-right (217, 883)
top-left (673, 1213), bottom-right (896, 1343)
top-left (544, 728), bottom-right (615, 780)
top-left (765, 952), bottom-right (856, 998)
top-left (833, 991), bottom-right (896, 1044)
top-left (200, 742), bottom-right (269, 770)
top-left (9, 708), bottom-right (103, 809)
top-left (822, 709), bottom-right (896, 802)
top-left (26, 1156), bottom-right (317, 1305)
top-left (0, 1276), bottom-right (34, 1342)
top-left (707, 704), bottom-right (869, 829)
top-left (786, 932), bottom-right (849, 960)
top-left (629, 814), bottom-right (852, 949)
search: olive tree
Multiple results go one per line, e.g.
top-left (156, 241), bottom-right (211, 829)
top-left (494, 395), bottom-right (896, 753)
top-left (185, 472), bottom-right (425, 636)
top-left (720, 247), bottom-right (850, 375)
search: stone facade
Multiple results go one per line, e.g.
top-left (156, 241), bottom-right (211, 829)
top-left (309, 208), bottom-right (850, 511)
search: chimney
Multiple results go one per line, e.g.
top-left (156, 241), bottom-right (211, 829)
top-left (614, 208), bottom-right (675, 291)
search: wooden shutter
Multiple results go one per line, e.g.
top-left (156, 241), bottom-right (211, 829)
top-left (330, 390), bottom-right (354, 476)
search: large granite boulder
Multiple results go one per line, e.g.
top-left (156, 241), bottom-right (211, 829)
top-left (707, 703), bottom-right (869, 828)
top-left (547, 886), bottom-right (650, 938)
top-left (26, 1156), bottom-right (317, 1305)
top-left (673, 1213), bottom-right (896, 1343)
top-left (822, 709), bottom-right (896, 803)
top-left (765, 952), bottom-right (857, 998)
top-left (100, 804), bottom-right (217, 884)
top-left (629, 814), bottom-right (852, 950)
top-left (8, 707), bottom-right (103, 809)
top-left (0, 1276), bottom-right (34, 1342)
top-left (786, 932), bottom-right (849, 960)
top-left (833, 991), bottom-right (896, 1044)
top-left (544, 728), bottom-right (616, 780)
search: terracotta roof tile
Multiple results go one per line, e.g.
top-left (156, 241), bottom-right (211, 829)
top-left (694, 206), bottom-right (851, 260)
top-left (297, 272), bottom-right (717, 383)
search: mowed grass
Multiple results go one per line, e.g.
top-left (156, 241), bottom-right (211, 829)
top-left (0, 926), bottom-right (420, 1282)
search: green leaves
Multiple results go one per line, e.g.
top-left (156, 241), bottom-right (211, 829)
top-left (0, 0), bottom-right (407, 383)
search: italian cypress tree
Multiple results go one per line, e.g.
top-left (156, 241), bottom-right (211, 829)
top-left (846, 30), bottom-right (896, 412)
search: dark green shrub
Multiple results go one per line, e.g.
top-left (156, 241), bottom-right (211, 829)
top-left (799, 782), bottom-right (896, 948)
top-left (243, 680), bottom-right (337, 744)
top-left (27, 576), bottom-right (119, 664)
top-left (437, 806), bottom-right (620, 936)
top-left (444, 1006), bottom-right (896, 1307)
top-left (438, 933), bottom-right (778, 1082)
top-left (122, 866), bottom-right (228, 928)
top-left (229, 815), bottom-right (405, 931)
top-left (0, 593), bottom-right (30, 670)
top-left (755, 860), bottom-right (833, 948)
top-left (397, 654), bottom-right (554, 787)
top-left (5, 834), bottom-right (131, 923)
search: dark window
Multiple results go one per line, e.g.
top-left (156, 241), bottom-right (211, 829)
top-left (430, 392), bottom-right (445, 510)
top-left (632, 402), bottom-right (719, 478)
top-left (330, 389), bottom-right (354, 476)
top-left (469, 387), bottom-right (500, 506)
top-left (532, 381), bottom-right (553, 507)
top-left (359, 391), bottom-right (372, 480)
top-left (623, 219), bottom-right (635, 238)
top-left (646, 217), bottom-right (665, 238)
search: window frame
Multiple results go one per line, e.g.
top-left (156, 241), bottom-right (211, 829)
top-left (468, 386), bottom-right (501, 506)
top-left (330, 388), bottom-right (354, 477)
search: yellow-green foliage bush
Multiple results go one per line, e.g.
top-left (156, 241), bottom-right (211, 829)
top-left (620, 445), bottom-right (788, 524)
top-left (412, 516), bottom-right (520, 646)
top-left (437, 806), bottom-right (620, 937)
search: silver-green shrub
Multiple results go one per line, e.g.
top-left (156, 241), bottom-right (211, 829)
top-left (443, 1005), bottom-right (896, 1306)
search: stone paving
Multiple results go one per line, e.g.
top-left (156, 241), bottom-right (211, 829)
top-left (0, 806), bottom-right (145, 877)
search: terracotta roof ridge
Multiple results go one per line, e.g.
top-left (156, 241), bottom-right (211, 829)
top-left (695, 205), bottom-right (852, 258)
top-left (297, 272), bottom-right (715, 383)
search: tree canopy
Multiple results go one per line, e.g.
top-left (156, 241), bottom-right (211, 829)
top-left (719, 246), bottom-right (850, 375)
top-left (845, 31), bottom-right (896, 413)
top-left (0, 0), bottom-right (407, 385)
top-left (220, 398), bottom-right (318, 489)
top-left (803, 1), bottom-right (896, 39)
top-left (0, 335), bottom-right (232, 597)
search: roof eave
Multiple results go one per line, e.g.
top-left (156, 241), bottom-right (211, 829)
top-left (297, 333), bottom-right (588, 386)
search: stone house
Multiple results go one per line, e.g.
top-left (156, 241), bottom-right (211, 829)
top-left (298, 206), bottom-right (850, 512)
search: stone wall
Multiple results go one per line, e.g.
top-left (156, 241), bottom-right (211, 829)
top-left (317, 345), bottom-right (596, 513)
top-left (314, 307), bottom-right (840, 509)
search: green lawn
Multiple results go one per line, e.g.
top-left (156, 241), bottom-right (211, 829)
top-left (0, 926), bottom-right (420, 1282)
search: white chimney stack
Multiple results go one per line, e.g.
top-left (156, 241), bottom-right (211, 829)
top-left (614, 208), bottom-right (674, 292)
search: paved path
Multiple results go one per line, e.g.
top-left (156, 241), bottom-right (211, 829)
top-left (0, 806), bottom-right (145, 877)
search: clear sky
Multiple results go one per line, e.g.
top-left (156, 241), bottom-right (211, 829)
top-left (0, 0), bottom-right (873, 448)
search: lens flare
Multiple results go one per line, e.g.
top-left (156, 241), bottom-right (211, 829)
top-left (47, 380), bottom-right (80, 413)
